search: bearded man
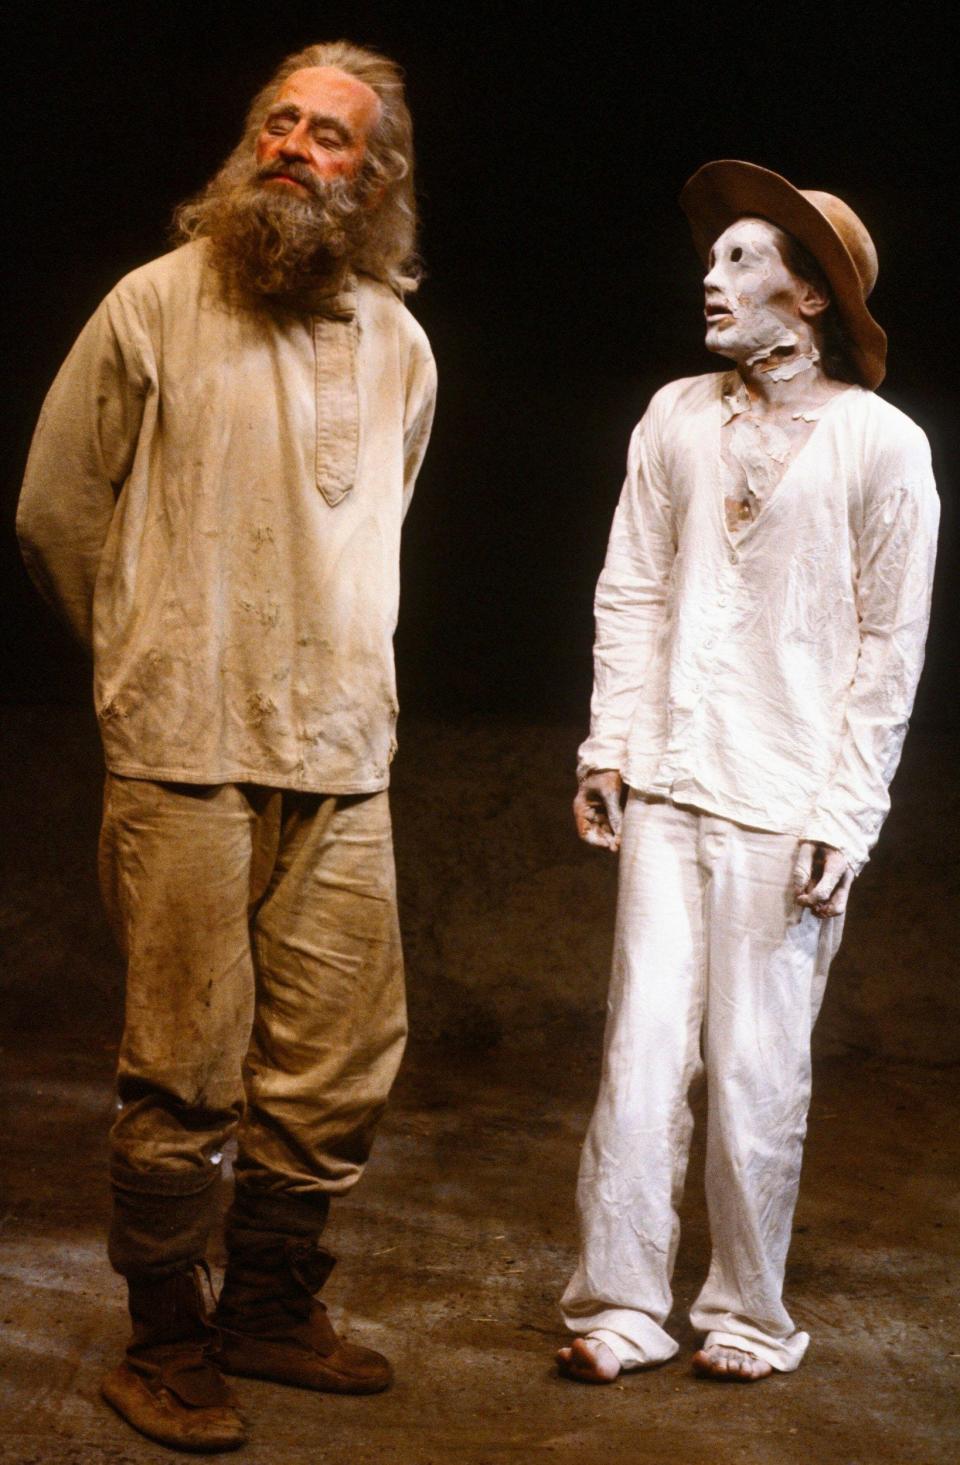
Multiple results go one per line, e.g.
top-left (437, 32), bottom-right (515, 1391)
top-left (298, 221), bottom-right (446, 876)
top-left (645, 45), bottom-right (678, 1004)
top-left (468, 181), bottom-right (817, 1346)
top-left (556, 162), bottom-right (938, 1386)
top-left (18, 41), bottom-right (436, 1452)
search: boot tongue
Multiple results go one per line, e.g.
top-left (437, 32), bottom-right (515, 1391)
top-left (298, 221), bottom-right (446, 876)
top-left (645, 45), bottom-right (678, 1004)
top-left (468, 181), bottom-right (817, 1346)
top-left (125, 1346), bottom-right (234, 1408)
top-left (161, 1351), bottom-right (234, 1408)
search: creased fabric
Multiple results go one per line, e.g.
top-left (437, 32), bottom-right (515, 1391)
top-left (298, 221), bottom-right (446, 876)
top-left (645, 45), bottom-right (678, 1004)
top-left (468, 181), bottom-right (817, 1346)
top-left (578, 372), bottom-right (938, 870)
top-left (561, 794), bottom-right (843, 1370)
top-left (17, 239), bottom-right (437, 794)
top-left (99, 775), bottom-right (406, 1202)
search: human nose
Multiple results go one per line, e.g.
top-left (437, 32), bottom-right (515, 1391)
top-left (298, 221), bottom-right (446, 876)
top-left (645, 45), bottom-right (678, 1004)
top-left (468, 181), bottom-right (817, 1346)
top-left (703, 260), bottom-right (724, 291)
top-left (278, 123), bottom-right (311, 160)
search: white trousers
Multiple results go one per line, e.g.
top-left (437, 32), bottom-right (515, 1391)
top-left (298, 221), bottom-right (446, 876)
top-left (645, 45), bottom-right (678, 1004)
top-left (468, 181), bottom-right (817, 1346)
top-left (561, 794), bottom-right (844, 1371)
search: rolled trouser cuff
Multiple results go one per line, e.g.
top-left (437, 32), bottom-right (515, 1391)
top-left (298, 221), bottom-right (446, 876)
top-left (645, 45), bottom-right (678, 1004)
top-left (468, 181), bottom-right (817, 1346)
top-left (109, 1161), bottom-right (222, 1279)
top-left (561, 1306), bottom-right (679, 1368)
top-left (588, 1328), bottom-right (675, 1371)
top-left (702, 1328), bottom-right (810, 1373)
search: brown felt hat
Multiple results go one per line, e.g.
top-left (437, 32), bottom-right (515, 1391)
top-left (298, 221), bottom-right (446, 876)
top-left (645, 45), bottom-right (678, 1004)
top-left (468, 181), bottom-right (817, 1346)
top-left (679, 159), bottom-right (886, 389)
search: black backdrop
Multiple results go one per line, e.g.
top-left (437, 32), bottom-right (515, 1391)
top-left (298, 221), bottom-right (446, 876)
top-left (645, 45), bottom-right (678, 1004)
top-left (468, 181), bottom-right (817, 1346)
top-left (3, 1), bottom-right (956, 729)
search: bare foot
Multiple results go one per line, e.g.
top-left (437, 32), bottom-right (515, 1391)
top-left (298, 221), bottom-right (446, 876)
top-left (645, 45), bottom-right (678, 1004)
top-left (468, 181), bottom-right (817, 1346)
top-left (692, 1344), bottom-right (773, 1382)
top-left (556, 1336), bottom-right (622, 1384)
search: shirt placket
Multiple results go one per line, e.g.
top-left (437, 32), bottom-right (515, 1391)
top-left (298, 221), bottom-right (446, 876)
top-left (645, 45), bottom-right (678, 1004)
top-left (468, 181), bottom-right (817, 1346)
top-left (313, 295), bottom-right (360, 508)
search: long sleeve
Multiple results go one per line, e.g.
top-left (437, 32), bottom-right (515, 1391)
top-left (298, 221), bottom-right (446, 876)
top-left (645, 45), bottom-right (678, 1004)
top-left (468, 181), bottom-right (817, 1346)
top-left (401, 332), bottom-right (437, 521)
top-left (577, 397), bottom-right (677, 780)
top-left (16, 289), bottom-right (150, 651)
top-left (804, 426), bottom-right (939, 871)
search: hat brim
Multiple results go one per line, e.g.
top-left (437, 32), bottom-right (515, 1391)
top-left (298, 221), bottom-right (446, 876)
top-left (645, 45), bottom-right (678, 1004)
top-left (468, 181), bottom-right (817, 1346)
top-left (679, 160), bottom-right (886, 389)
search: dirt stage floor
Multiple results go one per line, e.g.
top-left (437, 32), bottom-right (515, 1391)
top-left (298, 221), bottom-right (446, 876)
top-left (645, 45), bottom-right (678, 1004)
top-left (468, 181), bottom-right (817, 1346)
top-left (2, 709), bottom-right (958, 1464)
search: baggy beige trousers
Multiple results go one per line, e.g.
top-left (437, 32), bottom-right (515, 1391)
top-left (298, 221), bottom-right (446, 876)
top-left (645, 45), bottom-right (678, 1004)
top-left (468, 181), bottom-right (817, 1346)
top-left (99, 775), bottom-right (406, 1255)
top-left (561, 793), bottom-right (844, 1372)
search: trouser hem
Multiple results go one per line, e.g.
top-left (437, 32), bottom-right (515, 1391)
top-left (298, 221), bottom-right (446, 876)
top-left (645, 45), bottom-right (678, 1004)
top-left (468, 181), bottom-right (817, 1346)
top-left (588, 1327), bottom-right (677, 1370)
top-left (562, 1306), bottom-right (679, 1366)
top-left (703, 1329), bottom-right (810, 1373)
top-left (110, 1159), bottom-right (222, 1196)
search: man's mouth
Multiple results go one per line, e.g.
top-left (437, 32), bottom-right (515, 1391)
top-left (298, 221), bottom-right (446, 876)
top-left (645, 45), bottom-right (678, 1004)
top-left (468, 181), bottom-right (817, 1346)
top-left (704, 301), bottom-right (734, 324)
top-left (257, 165), bottom-right (317, 195)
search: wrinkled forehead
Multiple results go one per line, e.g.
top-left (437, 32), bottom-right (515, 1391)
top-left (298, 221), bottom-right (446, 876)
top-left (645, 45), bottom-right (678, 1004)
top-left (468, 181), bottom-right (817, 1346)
top-left (710, 216), bottom-right (790, 259)
top-left (271, 66), bottom-right (382, 136)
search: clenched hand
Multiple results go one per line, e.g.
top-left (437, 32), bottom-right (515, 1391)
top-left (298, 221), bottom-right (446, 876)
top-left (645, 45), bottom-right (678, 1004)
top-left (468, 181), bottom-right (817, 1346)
top-left (574, 770), bottom-right (624, 852)
top-left (794, 841), bottom-right (853, 918)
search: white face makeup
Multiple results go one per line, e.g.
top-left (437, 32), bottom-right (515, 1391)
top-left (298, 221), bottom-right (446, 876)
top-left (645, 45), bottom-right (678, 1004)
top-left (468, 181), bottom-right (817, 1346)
top-left (703, 218), bottom-right (815, 371)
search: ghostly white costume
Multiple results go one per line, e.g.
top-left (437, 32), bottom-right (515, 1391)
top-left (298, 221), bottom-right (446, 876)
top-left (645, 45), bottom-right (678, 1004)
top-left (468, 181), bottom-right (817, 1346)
top-left (562, 368), bottom-right (937, 1370)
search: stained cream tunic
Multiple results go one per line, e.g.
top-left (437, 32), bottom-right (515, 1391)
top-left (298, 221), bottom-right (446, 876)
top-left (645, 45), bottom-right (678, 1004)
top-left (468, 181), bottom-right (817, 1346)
top-left (18, 239), bottom-right (437, 793)
top-left (578, 372), bottom-right (939, 870)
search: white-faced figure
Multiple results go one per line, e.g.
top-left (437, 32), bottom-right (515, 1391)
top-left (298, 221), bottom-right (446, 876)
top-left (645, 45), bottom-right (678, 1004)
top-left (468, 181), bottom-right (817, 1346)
top-left (560, 162), bottom-right (937, 1386)
top-left (703, 217), bottom-right (828, 367)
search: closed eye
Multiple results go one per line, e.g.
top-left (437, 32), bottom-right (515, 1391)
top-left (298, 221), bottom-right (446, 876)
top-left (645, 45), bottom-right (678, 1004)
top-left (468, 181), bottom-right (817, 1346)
top-left (265, 105), bottom-right (299, 134)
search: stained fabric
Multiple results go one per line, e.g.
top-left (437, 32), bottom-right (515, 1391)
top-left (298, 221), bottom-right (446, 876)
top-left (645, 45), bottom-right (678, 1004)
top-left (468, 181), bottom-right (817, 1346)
top-left (577, 372), bottom-right (939, 871)
top-left (561, 794), bottom-right (844, 1371)
top-left (16, 239), bottom-right (437, 794)
top-left (99, 775), bottom-right (407, 1227)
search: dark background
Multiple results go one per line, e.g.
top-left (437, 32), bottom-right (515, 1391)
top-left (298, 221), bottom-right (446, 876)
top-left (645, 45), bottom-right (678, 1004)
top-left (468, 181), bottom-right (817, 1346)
top-left (1, 17), bottom-right (957, 1455)
top-left (3, 0), bottom-right (956, 728)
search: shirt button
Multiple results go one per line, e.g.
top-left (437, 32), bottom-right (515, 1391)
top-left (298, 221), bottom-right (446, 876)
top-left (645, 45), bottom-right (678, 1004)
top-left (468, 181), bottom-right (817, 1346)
top-left (718, 594), bottom-right (728, 606)
top-left (729, 551), bottom-right (738, 564)
top-left (705, 639), bottom-right (715, 649)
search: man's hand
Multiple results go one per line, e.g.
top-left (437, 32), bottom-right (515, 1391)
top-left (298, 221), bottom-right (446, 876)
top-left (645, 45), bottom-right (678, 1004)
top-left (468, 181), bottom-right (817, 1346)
top-left (574, 770), bottom-right (624, 851)
top-left (794, 841), bottom-right (853, 918)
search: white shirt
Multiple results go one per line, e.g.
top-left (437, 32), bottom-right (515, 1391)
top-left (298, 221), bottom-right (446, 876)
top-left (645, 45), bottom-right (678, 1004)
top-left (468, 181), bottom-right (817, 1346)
top-left (578, 372), bottom-right (939, 870)
top-left (17, 240), bottom-right (437, 794)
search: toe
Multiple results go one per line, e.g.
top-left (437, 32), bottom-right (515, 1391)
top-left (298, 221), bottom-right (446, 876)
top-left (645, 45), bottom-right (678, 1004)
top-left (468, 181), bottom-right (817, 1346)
top-left (693, 1344), bottom-right (772, 1382)
top-left (557, 1336), bottom-right (620, 1384)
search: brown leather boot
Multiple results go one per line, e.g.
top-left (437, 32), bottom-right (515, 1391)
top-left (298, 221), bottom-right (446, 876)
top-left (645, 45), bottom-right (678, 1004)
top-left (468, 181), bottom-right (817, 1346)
top-left (213, 1235), bottom-right (392, 1394)
top-left (101, 1267), bottom-right (246, 1453)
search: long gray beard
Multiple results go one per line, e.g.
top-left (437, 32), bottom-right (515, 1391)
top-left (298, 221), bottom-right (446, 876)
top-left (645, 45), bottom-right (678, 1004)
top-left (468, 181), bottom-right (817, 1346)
top-left (206, 166), bottom-right (371, 302)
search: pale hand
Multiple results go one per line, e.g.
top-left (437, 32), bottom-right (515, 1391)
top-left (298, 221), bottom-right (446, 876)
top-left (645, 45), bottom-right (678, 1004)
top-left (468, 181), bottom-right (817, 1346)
top-left (574, 770), bottom-right (624, 852)
top-left (794, 841), bottom-right (853, 918)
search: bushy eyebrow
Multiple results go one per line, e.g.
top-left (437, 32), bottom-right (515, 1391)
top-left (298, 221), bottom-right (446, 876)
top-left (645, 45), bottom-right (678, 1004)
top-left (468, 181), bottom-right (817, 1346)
top-left (264, 103), bottom-right (354, 144)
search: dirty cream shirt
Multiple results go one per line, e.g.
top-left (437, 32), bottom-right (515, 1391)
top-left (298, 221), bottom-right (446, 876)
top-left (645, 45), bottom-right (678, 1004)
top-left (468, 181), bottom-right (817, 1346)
top-left (18, 239), bottom-right (437, 793)
top-left (578, 372), bottom-right (939, 870)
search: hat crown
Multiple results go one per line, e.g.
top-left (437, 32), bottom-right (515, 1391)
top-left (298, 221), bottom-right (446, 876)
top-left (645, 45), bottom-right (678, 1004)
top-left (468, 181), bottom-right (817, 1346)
top-left (800, 189), bottom-right (878, 299)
